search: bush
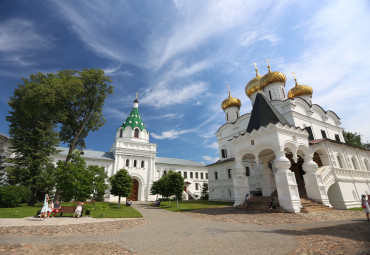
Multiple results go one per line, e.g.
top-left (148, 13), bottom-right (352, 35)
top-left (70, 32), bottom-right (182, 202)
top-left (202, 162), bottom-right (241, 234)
top-left (0, 186), bottom-right (31, 207)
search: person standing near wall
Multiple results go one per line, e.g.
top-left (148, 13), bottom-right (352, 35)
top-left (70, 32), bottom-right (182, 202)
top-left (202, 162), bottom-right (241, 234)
top-left (361, 194), bottom-right (369, 221)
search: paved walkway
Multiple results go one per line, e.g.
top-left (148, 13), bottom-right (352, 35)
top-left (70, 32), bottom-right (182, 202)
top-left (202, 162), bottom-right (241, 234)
top-left (2, 202), bottom-right (369, 254)
top-left (0, 202), bottom-right (297, 255)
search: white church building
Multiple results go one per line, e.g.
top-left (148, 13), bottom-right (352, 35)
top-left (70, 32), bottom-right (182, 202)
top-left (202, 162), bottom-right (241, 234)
top-left (207, 61), bottom-right (370, 212)
top-left (51, 97), bottom-right (208, 202)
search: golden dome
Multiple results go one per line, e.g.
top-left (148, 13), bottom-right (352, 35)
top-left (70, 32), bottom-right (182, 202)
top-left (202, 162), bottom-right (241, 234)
top-left (245, 63), bottom-right (263, 97)
top-left (259, 59), bottom-right (286, 90)
top-left (288, 75), bottom-right (313, 99)
top-left (221, 85), bottom-right (241, 110)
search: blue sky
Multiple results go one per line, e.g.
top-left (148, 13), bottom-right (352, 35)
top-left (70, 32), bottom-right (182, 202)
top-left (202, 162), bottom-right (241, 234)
top-left (1, 0), bottom-right (370, 164)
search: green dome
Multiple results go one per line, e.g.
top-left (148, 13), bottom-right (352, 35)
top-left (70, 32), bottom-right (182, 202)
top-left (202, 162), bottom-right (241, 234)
top-left (121, 107), bottom-right (147, 132)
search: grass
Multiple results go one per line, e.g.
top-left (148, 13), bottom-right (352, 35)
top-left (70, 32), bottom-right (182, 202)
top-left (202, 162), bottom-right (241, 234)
top-left (348, 207), bottom-right (364, 211)
top-left (0, 202), bottom-right (142, 218)
top-left (158, 200), bottom-right (233, 212)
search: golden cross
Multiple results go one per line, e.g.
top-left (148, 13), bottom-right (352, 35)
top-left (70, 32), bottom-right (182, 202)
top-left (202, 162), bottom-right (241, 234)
top-left (227, 85), bottom-right (231, 96)
top-left (266, 58), bottom-right (271, 71)
top-left (292, 72), bottom-right (298, 85)
top-left (292, 72), bottom-right (296, 79)
top-left (136, 92), bottom-right (138, 99)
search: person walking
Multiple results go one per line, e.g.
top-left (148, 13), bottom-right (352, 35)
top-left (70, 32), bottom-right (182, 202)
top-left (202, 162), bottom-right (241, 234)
top-left (40, 194), bottom-right (50, 220)
top-left (245, 193), bottom-right (251, 210)
top-left (361, 194), bottom-right (369, 221)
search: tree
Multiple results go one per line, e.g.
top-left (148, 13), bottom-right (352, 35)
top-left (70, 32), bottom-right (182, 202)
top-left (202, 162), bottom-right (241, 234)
top-left (109, 169), bottom-right (133, 208)
top-left (150, 171), bottom-right (184, 206)
top-left (6, 73), bottom-right (66, 205)
top-left (54, 68), bottom-right (112, 202)
top-left (342, 130), bottom-right (370, 149)
top-left (54, 152), bottom-right (107, 202)
top-left (89, 165), bottom-right (108, 201)
top-left (200, 183), bottom-right (209, 200)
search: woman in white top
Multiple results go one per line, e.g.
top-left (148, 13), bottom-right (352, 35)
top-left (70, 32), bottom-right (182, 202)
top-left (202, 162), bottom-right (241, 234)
top-left (361, 194), bottom-right (369, 221)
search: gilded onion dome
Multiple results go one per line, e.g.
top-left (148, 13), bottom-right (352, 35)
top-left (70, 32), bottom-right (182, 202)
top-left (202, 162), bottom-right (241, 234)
top-left (259, 59), bottom-right (286, 90)
top-left (245, 63), bottom-right (263, 97)
top-left (221, 85), bottom-right (241, 110)
top-left (288, 73), bottom-right (313, 99)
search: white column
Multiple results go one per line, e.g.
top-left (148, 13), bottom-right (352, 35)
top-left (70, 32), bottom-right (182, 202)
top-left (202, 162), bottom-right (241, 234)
top-left (274, 151), bottom-right (301, 213)
top-left (232, 160), bottom-right (250, 207)
top-left (302, 155), bottom-right (331, 207)
top-left (261, 161), bottom-right (276, 196)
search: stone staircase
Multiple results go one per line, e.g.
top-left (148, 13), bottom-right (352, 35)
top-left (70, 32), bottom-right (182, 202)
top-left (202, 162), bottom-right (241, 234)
top-left (236, 196), bottom-right (333, 213)
top-left (300, 198), bottom-right (333, 213)
top-left (236, 196), bottom-right (286, 213)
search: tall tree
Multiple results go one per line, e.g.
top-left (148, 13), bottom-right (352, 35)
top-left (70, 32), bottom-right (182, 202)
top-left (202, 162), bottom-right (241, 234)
top-left (59, 68), bottom-right (113, 164)
top-left (89, 165), bottom-right (108, 201)
top-left (200, 183), bottom-right (209, 200)
top-left (109, 169), bottom-right (133, 208)
top-left (6, 73), bottom-right (66, 205)
top-left (150, 171), bottom-right (184, 205)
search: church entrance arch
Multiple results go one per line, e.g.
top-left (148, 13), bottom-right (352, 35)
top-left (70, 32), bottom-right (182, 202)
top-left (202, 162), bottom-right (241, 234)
top-left (127, 179), bottom-right (139, 201)
top-left (286, 153), bottom-right (307, 199)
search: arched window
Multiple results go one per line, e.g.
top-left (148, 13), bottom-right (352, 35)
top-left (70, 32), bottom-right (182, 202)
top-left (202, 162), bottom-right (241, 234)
top-left (134, 128), bottom-right (139, 138)
top-left (214, 172), bottom-right (218, 180)
top-left (120, 128), bottom-right (123, 137)
top-left (269, 90), bottom-right (272, 100)
top-left (134, 160), bottom-right (137, 167)
top-left (282, 88), bottom-right (285, 97)
top-left (364, 159), bottom-right (370, 171)
top-left (352, 157), bottom-right (358, 170)
top-left (226, 113), bottom-right (229, 121)
top-left (141, 160), bottom-right (144, 168)
top-left (126, 159), bottom-right (129, 167)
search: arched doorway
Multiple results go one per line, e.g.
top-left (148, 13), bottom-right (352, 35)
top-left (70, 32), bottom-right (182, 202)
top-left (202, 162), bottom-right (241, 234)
top-left (286, 153), bottom-right (307, 198)
top-left (127, 179), bottom-right (139, 201)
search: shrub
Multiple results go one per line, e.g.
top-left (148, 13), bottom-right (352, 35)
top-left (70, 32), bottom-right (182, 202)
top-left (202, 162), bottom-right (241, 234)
top-left (0, 186), bottom-right (31, 207)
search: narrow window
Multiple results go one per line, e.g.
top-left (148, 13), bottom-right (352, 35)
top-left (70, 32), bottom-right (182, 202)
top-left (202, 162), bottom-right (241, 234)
top-left (195, 172), bottom-right (199, 179)
top-left (228, 169), bottom-right (232, 178)
top-left (321, 130), bottom-right (327, 139)
top-left (335, 134), bottom-right (341, 142)
top-left (178, 171), bottom-right (181, 175)
top-left (352, 158), bottom-right (358, 170)
top-left (195, 183), bottom-right (199, 190)
top-left (206, 173), bottom-right (208, 179)
top-left (236, 112), bottom-right (239, 118)
top-left (163, 170), bottom-right (167, 176)
top-left (190, 172), bottom-right (193, 178)
top-left (134, 128), bottom-right (139, 138)
top-left (269, 90), bottom-right (272, 100)
top-left (141, 160), bottom-right (144, 168)
top-left (120, 128), bottom-right (123, 137)
top-left (221, 149), bottom-right (227, 158)
top-left (282, 88), bottom-right (285, 97)
top-left (226, 113), bottom-right (229, 121)
top-left (215, 172), bottom-right (218, 180)
top-left (246, 167), bottom-right (250, 176)
top-left (126, 159), bottom-right (129, 167)
top-left (200, 172), bottom-right (204, 179)
top-left (337, 156), bottom-right (343, 168)
top-left (304, 127), bottom-right (314, 140)
top-left (134, 160), bottom-right (137, 167)
top-left (184, 172), bottom-right (187, 178)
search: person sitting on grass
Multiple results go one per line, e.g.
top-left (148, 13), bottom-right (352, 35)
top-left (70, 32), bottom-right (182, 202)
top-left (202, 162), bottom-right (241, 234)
top-left (152, 199), bottom-right (161, 207)
top-left (73, 202), bottom-right (84, 218)
top-left (51, 201), bottom-right (62, 217)
top-left (126, 199), bottom-right (133, 206)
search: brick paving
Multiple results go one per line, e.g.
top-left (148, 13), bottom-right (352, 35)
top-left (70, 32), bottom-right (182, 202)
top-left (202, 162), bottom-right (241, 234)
top-left (1, 202), bottom-right (369, 255)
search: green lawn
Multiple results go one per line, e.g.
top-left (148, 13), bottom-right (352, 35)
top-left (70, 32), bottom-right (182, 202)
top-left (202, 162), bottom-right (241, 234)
top-left (158, 200), bottom-right (233, 212)
top-left (0, 202), bottom-right (142, 218)
top-left (348, 207), bottom-right (364, 211)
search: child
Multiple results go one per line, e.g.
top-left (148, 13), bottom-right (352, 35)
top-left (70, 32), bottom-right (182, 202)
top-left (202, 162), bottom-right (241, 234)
top-left (40, 194), bottom-right (49, 220)
top-left (73, 202), bottom-right (84, 218)
top-left (47, 200), bottom-right (54, 218)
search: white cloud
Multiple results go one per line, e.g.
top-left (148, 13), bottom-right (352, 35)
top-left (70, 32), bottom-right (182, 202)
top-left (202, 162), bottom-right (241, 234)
top-left (151, 129), bottom-right (190, 140)
top-left (202, 155), bottom-right (219, 163)
top-left (147, 113), bottom-right (184, 120)
top-left (140, 81), bottom-right (208, 108)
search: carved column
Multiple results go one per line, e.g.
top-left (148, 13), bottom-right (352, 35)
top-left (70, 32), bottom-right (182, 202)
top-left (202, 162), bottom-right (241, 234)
top-left (261, 161), bottom-right (276, 196)
top-left (303, 155), bottom-right (331, 207)
top-left (273, 151), bottom-right (301, 213)
top-left (232, 160), bottom-right (250, 207)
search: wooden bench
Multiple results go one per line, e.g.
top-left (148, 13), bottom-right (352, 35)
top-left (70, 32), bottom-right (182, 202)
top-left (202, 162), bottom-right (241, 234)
top-left (36, 206), bottom-right (90, 217)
